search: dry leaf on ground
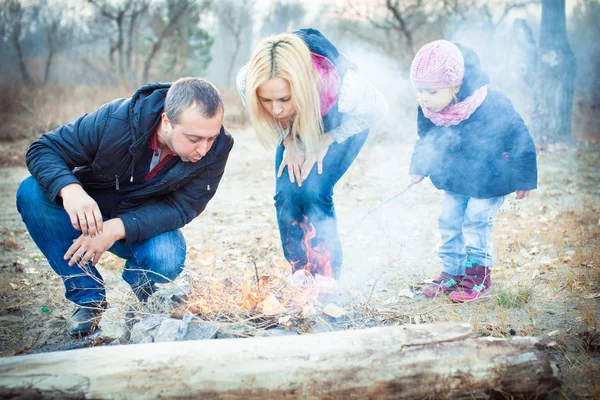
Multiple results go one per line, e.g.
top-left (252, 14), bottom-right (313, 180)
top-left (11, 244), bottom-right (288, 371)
top-left (322, 303), bottom-right (346, 318)
top-left (261, 294), bottom-right (287, 316)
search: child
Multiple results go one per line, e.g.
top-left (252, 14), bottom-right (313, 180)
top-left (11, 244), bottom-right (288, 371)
top-left (408, 40), bottom-right (537, 302)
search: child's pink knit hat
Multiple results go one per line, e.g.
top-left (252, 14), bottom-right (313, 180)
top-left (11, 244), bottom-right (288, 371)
top-left (410, 40), bottom-right (464, 90)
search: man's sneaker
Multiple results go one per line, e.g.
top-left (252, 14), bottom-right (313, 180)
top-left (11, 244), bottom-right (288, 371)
top-left (449, 261), bottom-right (492, 302)
top-left (68, 302), bottom-right (107, 336)
top-left (423, 272), bottom-right (463, 297)
top-left (132, 283), bottom-right (158, 303)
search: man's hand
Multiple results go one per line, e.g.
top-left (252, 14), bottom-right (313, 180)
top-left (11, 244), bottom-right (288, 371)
top-left (300, 133), bottom-right (334, 181)
top-left (60, 183), bottom-right (104, 237)
top-left (64, 218), bottom-right (125, 266)
top-left (278, 135), bottom-right (306, 187)
top-left (515, 190), bottom-right (530, 200)
top-left (411, 174), bottom-right (425, 184)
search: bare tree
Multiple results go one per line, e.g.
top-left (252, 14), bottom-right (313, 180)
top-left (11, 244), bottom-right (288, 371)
top-left (86, 0), bottom-right (150, 81)
top-left (338, 0), bottom-right (539, 65)
top-left (478, 0), bottom-right (538, 37)
top-left (337, 0), bottom-right (435, 63)
top-left (214, 0), bottom-right (255, 84)
top-left (125, 0), bottom-right (149, 74)
top-left (38, 1), bottom-right (82, 84)
top-left (378, 0), bottom-right (419, 55)
top-left (570, 0), bottom-right (600, 117)
top-left (260, 0), bottom-right (307, 36)
top-left (87, 0), bottom-right (133, 76)
top-left (530, 0), bottom-right (576, 140)
top-left (0, 0), bottom-right (34, 84)
top-left (141, 0), bottom-right (212, 84)
top-left (154, 16), bottom-right (213, 80)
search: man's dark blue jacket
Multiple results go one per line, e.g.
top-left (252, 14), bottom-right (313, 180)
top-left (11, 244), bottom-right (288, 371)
top-left (409, 43), bottom-right (537, 199)
top-left (26, 83), bottom-right (234, 243)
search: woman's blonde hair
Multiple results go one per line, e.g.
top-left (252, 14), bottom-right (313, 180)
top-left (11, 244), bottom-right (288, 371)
top-left (245, 33), bottom-right (323, 152)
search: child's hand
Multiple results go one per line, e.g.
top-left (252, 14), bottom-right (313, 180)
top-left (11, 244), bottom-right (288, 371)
top-left (411, 174), bottom-right (425, 184)
top-left (515, 190), bottom-right (530, 200)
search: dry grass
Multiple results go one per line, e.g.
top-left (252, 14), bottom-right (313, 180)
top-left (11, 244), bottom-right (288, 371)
top-left (0, 84), bottom-right (136, 142)
top-left (0, 84), bottom-right (248, 167)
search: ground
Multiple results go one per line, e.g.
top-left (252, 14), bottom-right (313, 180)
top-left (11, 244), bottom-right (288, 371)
top-left (0, 121), bottom-right (599, 397)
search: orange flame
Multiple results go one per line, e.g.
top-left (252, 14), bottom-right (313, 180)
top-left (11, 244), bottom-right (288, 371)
top-left (179, 218), bottom-right (338, 318)
top-left (291, 215), bottom-right (334, 278)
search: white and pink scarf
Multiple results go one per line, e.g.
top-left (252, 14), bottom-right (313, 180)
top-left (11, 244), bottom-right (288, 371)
top-left (421, 85), bottom-right (488, 127)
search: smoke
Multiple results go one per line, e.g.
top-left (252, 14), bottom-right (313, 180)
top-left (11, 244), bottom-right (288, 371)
top-left (229, 1), bottom-right (594, 293)
top-left (280, 6), bottom-right (547, 293)
top-left (448, 13), bottom-right (539, 123)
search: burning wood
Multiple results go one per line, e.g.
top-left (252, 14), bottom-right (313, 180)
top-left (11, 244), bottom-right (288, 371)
top-left (291, 216), bottom-right (334, 278)
top-left (178, 215), bottom-right (338, 324)
top-left (177, 258), bottom-right (337, 323)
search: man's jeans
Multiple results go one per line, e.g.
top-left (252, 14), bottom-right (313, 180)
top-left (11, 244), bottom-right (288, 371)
top-left (274, 129), bottom-right (369, 279)
top-left (438, 191), bottom-right (505, 276)
top-left (16, 176), bottom-right (186, 306)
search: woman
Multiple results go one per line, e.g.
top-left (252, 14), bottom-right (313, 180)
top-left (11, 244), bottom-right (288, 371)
top-left (237, 28), bottom-right (387, 279)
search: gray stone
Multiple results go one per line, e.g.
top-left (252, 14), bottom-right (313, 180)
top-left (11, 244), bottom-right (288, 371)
top-left (216, 331), bottom-right (247, 339)
top-left (99, 307), bottom-right (129, 342)
top-left (311, 320), bottom-right (336, 334)
top-left (152, 316), bottom-right (218, 342)
top-left (176, 312), bottom-right (194, 340)
top-left (141, 336), bottom-right (153, 343)
top-left (216, 322), bottom-right (256, 339)
top-left (254, 328), bottom-right (299, 337)
top-left (183, 319), bottom-right (219, 341)
top-left (154, 318), bottom-right (181, 342)
top-left (130, 315), bottom-right (168, 344)
top-left (144, 286), bottom-right (190, 316)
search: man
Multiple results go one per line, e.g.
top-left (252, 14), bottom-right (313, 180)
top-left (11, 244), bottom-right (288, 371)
top-left (16, 78), bottom-right (233, 336)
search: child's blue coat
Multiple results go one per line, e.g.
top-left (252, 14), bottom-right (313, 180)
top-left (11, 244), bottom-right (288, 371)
top-left (409, 43), bottom-right (538, 199)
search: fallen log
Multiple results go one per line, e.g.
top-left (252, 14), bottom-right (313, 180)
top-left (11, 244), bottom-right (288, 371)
top-left (0, 322), bottom-right (560, 399)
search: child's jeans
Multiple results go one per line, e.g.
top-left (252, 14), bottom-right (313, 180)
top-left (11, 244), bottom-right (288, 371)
top-left (438, 191), bottom-right (505, 276)
top-left (274, 129), bottom-right (369, 279)
top-left (16, 176), bottom-right (186, 306)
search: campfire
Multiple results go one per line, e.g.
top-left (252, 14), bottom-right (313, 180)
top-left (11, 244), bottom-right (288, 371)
top-left (290, 215), bottom-right (334, 278)
top-left (178, 215), bottom-right (338, 323)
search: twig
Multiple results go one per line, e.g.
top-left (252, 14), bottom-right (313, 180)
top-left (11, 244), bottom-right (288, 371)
top-left (364, 182), bottom-right (415, 217)
top-left (346, 183), bottom-right (415, 235)
top-left (252, 257), bottom-right (260, 289)
top-left (20, 101), bottom-right (36, 115)
top-left (366, 247), bottom-right (404, 307)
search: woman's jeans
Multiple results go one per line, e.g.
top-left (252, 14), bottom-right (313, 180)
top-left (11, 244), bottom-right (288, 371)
top-left (275, 129), bottom-right (369, 279)
top-left (438, 191), bottom-right (505, 276)
top-left (16, 176), bottom-right (186, 306)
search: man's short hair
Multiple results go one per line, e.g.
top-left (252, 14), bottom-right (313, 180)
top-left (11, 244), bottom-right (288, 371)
top-left (164, 77), bottom-right (224, 124)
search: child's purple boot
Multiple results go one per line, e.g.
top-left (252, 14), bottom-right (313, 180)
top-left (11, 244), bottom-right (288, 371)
top-left (449, 260), bottom-right (492, 302)
top-left (423, 272), bottom-right (463, 297)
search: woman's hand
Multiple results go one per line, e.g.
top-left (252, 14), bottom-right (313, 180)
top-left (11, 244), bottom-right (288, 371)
top-left (300, 133), bottom-right (334, 181)
top-left (278, 135), bottom-right (306, 187)
top-left (64, 218), bottom-right (125, 266)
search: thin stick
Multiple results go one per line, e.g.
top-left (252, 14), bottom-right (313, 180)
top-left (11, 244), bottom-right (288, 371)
top-left (252, 258), bottom-right (260, 290)
top-left (363, 182), bottom-right (415, 218)
top-left (366, 248), bottom-right (403, 307)
top-left (346, 183), bottom-right (415, 235)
